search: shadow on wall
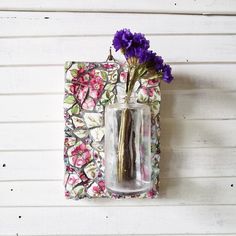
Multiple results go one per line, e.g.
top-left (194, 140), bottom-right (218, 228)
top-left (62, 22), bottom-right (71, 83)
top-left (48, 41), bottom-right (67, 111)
top-left (161, 71), bottom-right (196, 90)
top-left (161, 66), bottom-right (232, 90)
top-left (157, 70), bottom-right (234, 199)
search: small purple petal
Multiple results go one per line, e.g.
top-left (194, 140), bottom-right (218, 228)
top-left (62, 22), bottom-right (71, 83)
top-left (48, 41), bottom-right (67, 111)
top-left (131, 33), bottom-right (150, 50)
top-left (138, 50), bottom-right (156, 64)
top-left (154, 56), bottom-right (164, 71)
top-left (112, 29), bottom-right (133, 51)
top-left (162, 64), bottom-right (174, 83)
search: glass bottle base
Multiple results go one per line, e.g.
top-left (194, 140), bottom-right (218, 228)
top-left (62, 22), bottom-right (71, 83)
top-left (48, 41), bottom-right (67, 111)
top-left (106, 180), bottom-right (151, 196)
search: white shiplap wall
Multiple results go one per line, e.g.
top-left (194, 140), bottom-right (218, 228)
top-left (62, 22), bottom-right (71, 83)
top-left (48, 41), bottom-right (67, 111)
top-left (0, 0), bottom-right (236, 235)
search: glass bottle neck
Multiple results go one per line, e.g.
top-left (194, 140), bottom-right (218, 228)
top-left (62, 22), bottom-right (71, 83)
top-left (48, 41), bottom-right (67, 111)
top-left (117, 95), bottom-right (137, 104)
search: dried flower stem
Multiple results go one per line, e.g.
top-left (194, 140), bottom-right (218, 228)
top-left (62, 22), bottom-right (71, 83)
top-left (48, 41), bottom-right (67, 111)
top-left (117, 66), bottom-right (137, 183)
top-left (117, 107), bottom-right (136, 182)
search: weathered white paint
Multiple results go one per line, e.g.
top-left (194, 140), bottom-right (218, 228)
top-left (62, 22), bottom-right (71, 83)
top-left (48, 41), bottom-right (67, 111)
top-left (0, 0), bottom-right (236, 235)
top-left (1, 36), bottom-right (236, 65)
top-left (1, 12), bottom-right (236, 36)
top-left (1, 206), bottom-right (236, 235)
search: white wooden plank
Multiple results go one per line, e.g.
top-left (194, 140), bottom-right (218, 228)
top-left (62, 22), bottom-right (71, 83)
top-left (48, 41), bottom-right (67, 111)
top-left (0, 0), bottom-right (236, 14)
top-left (0, 36), bottom-right (236, 65)
top-left (1, 64), bottom-right (236, 94)
top-left (1, 12), bottom-right (236, 36)
top-left (0, 94), bottom-right (64, 122)
top-left (161, 148), bottom-right (236, 178)
top-left (0, 123), bottom-right (64, 150)
top-left (0, 151), bottom-right (64, 181)
top-left (162, 91), bottom-right (236, 119)
top-left (0, 120), bottom-right (235, 150)
top-left (1, 148), bottom-right (235, 180)
top-left (0, 178), bottom-right (235, 206)
top-left (0, 66), bottom-right (64, 94)
top-left (0, 91), bottom-right (236, 122)
top-left (0, 206), bottom-right (235, 235)
top-left (161, 120), bottom-right (236, 148)
top-left (162, 64), bottom-right (236, 91)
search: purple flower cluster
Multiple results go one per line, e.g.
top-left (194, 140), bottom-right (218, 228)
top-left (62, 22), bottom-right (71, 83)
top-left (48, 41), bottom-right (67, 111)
top-left (113, 29), bottom-right (174, 83)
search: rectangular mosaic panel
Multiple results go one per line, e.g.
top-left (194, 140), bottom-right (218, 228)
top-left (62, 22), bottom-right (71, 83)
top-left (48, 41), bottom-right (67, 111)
top-left (64, 61), bottom-right (161, 199)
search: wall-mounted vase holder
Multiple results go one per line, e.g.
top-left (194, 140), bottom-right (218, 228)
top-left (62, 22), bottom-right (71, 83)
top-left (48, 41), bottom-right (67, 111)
top-left (64, 61), bottom-right (160, 199)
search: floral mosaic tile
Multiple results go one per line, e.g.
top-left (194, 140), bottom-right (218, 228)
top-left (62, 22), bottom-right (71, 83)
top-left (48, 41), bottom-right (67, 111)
top-left (64, 61), bottom-right (161, 199)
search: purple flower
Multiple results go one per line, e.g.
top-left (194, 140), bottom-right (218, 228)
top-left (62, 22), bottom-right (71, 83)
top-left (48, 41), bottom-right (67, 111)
top-left (113, 29), bottom-right (150, 60)
top-left (138, 50), bottom-right (163, 71)
top-left (131, 33), bottom-right (150, 51)
top-left (112, 28), bottom-right (174, 84)
top-left (112, 29), bottom-right (133, 51)
top-left (162, 64), bottom-right (174, 83)
top-left (138, 50), bottom-right (156, 64)
top-left (124, 47), bottom-right (138, 58)
top-left (124, 33), bottom-right (150, 59)
top-left (154, 56), bottom-right (164, 71)
top-left (124, 47), bottom-right (142, 60)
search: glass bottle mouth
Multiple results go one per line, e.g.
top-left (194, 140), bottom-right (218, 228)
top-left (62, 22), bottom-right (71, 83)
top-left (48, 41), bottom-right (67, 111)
top-left (118, 95), bottom-right (137, 104)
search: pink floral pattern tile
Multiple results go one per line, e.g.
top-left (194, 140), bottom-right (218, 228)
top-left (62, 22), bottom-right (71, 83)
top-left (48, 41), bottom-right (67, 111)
top-left (64, 61), bottom-right (161, 199)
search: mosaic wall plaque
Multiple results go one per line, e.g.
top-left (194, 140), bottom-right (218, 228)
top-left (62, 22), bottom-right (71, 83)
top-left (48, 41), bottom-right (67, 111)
top-left (64, 61), bottom-right (161, 199)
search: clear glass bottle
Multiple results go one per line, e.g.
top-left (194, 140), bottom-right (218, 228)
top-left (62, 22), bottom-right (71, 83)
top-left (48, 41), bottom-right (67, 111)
top-left (105, 97), bottom-right (152, 195)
